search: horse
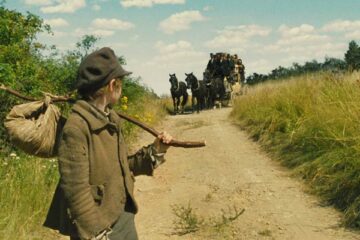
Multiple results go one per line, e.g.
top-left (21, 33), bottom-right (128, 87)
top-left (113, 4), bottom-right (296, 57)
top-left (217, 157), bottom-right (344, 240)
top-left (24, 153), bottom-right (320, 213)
top-left (184, 72), bottom-right (207, 113)
top-left (169, 73), bottom-right (188, 114)
top-left (203, 70), bottom-right (226, 109)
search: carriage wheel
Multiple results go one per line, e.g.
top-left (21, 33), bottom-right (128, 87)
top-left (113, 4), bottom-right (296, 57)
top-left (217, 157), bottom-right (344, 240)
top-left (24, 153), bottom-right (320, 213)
top-left (221, 99), bottom-right (230, 107)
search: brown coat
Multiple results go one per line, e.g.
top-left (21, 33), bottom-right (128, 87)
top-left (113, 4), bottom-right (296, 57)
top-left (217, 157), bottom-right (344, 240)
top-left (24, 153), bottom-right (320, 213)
top-left (44, 100), bottom-right (154, 239)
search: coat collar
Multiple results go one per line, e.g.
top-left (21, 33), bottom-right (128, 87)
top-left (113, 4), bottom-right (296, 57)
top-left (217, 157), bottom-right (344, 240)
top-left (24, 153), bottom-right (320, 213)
top-left (72, 100), bottom-right (121, 131)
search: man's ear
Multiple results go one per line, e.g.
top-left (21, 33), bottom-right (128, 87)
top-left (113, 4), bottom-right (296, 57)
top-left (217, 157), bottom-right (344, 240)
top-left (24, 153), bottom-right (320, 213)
top-left (109, 79), bottom-right (116, 92)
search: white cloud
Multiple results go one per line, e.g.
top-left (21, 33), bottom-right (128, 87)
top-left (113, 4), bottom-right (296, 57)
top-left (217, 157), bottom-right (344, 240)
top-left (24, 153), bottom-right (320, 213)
top-left (91, 18), bottom-right (134, 30)
top-left (155, 40), bottom-right (192, 54)
top-left (274, 24), bottom-right (329, 46)
top-left (146, 40), bottom-right (206, 69)
top-left (277, 34), bottom-right (329, 46)
top-left (91, 29), bottom-right (115, 37)
top-left (278, 24), bottom-right (315, 37)
top-left (74, 28), bottom-right (115, 37)
top-left (246, 23), bottom-right (348, 75)
top-left (159, 10), bottom-right (206, 34)
top-left (44, 18), bottom-right (69, 27)
top-left (261, 40), bottom-right (346, 65)
top-left (246, 59), bottom-right (272, 74)
top-left (73, 18), bottom-right (134, 38)
top-left (345, 30), bottom-right (360, 40)
top-left (40, 0), bottom-right (86, 13)
top-left (92, 4), bottom-right (101, 11)
top-left (205, 25), bottom-right (271, 49)
top-left (134, 40), bottom-right (207, 94)
top-left (25, 0), bottom-right (52, 5)
top-left (322, 19), bottom-right (360, 32)
top-left (50, 30), bottom-right (68, 37)
top-left (39, 30), bottom-right (68, 39)
top-left (120, 0), bottom-right (185, 8)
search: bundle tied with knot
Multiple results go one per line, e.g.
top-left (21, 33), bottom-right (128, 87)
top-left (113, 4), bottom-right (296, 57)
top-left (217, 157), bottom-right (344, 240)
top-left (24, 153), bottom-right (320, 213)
top-left (4, 94), bottom-right (64, 158)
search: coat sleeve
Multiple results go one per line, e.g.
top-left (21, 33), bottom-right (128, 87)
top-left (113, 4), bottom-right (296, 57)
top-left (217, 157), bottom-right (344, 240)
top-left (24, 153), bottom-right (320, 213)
top-left (127, 144), bottom-right (155, 177)
top-left (58, 126), bottom-right (109, 240)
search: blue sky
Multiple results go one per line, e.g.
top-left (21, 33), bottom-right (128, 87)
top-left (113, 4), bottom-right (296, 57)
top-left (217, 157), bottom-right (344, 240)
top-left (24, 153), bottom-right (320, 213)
top-left (5, 0), bottom-right (360, 95)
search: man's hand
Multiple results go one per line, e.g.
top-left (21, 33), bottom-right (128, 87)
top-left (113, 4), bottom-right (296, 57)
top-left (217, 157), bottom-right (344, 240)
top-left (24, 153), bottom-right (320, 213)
top-left (152, 131), bottom-right (173, 154)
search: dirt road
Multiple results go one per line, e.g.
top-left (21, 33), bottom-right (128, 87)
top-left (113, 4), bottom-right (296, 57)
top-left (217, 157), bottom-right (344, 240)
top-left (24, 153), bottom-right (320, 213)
top-left (131, 107), bottom-right (360, 240)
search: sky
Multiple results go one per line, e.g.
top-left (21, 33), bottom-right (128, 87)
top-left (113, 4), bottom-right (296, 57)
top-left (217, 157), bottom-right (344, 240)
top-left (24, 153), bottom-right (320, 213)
top-left (5, 0), bottom-right (360, 95)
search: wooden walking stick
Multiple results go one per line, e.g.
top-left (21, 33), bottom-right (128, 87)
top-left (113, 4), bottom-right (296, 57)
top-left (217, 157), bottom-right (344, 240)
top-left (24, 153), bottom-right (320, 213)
top-left (0, 84), bottom-right (206, 148)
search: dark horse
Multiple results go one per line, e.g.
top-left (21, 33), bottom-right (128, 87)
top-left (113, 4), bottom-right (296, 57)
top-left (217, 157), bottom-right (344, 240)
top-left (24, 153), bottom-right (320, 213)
top-left (169, 73), bottom-right (188, 114)
top-left (203, 70), bottom-right (226, 109)
top-left (184, 72), bottom-right (207, 113)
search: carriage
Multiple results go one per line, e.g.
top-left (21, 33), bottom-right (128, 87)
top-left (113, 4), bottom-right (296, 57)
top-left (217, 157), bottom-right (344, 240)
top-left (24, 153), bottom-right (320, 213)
top-left (204, 52), bottom-right (245, 108)
top-left (169, 52), bottom-right (245, 113)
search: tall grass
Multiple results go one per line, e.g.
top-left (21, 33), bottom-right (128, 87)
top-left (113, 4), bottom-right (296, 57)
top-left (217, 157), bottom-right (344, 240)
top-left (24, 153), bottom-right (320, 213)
top-left (230, 71), bottom-right (360, 227)
top-left (118, 93), bottom-right (168, 143)
top-left (0, 93), bottom-right (167, 239)
top-left (0, 155), bottom-right (60, 239)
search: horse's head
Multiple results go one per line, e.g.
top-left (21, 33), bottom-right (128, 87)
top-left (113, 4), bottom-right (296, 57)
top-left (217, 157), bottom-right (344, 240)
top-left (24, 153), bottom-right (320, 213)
top-left (185, 72), bottom-right (196, 89)
top-left (169, 73), bottom-right (178, 90)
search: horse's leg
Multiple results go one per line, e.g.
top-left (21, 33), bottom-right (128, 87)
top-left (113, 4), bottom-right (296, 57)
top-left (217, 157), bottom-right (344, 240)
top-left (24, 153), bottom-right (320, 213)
top-left (180, 92), bottom-right (187, 114)
top-left (172, 96), bottom-right (177, 115)
top-left (180, 95), bottom-right (185, 114)
top-left (202, 96), bottom-right (206, 110)
top-left (210, 93), bottom-right (215, 110)
top-left (191, 93), bottom-right (194, 113)
top-left (196, 96), bottom-right (200, 113)
top-left (200, 97), bottom-right (204, 111)
top-left (179, 96), bottom-right (183, 114)
top-left (176, 97), bottom-right (180, 113)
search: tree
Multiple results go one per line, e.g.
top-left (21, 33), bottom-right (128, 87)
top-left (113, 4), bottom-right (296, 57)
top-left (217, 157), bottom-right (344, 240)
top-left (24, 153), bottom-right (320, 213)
top-left (75, 34), bottom-right (100, 58)
top-left (345, 40), bottom-right (360, 71)
top-left (303, 60), bottom-right (321, 72)
top-left (0, 6), bottom-right (52, 152)
top-left (322, 57), bottom-right (346, 71)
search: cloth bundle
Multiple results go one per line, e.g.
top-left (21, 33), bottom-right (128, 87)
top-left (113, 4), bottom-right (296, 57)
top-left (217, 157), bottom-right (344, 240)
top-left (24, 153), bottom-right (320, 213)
top-left (4, 97), bottom-right (63, 158)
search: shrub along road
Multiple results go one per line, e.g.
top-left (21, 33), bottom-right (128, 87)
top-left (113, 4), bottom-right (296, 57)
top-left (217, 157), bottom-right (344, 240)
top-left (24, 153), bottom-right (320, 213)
top-left (132, 107), bottom-right (360, 240)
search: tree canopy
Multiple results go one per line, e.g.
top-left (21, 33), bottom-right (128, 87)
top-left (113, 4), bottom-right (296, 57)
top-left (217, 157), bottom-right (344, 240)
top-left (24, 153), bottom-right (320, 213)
top-left (0, 6), bottom-right (150, 153)
top-left (345, 40), bottom-right (360, 71)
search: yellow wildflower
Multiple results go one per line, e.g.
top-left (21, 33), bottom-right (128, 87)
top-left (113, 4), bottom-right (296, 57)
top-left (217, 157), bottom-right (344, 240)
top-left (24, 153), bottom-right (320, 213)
top-left (121, 105), bottom-right (128, 111)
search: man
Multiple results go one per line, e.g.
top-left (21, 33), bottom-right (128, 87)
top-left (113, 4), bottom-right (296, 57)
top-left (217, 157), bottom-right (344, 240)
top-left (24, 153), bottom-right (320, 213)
top-left (212, 53), bottom-right (224, 79)
top-left (237, 58), bottom-right (246, 83)
top-left (44, 47), bottom-right (173, 240)
top-left (206, 53), bottom-right (215, 75)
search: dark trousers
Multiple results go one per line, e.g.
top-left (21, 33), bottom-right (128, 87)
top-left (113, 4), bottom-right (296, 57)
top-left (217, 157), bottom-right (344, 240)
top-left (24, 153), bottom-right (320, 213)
top-left (70, 211), bottom-right (138, 240)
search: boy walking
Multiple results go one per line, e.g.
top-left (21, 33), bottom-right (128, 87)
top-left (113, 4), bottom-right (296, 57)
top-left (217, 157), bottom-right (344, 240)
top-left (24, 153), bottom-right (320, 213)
top-left (44, 47), bottom-right (172, 240)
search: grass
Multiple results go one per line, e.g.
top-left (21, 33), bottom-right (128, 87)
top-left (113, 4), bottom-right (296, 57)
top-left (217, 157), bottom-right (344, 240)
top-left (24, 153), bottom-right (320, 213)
top-left (171, 202), bottom-right (204, 235)
top-left (118, 94), bottom-right (168, 143)
top-left (230, 71), bottom-right (360, 228)
top-left (0, 93), bottom-right (167, 240)
top-left (171, 202), bottom-right (244, 237)
top-left (0, 154), bottom-right (60, 239)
